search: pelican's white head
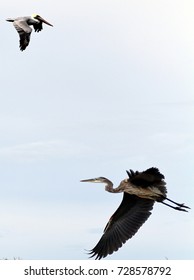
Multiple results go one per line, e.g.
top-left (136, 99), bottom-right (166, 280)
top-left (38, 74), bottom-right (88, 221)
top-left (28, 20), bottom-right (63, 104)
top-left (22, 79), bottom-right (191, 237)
top-left (31, 13), bottom-right (39, 20)
top-left (31, 14), bottom-right (53, 26)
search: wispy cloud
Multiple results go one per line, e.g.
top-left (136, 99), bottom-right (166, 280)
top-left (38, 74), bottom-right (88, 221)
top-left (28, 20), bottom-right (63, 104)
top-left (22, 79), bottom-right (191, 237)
top-left (0, 139), bottom-right (91, 162)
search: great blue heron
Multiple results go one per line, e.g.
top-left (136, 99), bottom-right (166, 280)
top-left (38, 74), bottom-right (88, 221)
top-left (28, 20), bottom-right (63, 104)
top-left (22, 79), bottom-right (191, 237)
top-left (6, 14), bottom-right (53, 51)
top-left (81, 167), bottom-right (190, 259)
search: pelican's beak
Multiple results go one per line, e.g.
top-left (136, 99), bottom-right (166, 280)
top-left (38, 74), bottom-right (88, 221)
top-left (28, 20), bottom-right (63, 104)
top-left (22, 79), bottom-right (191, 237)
top-left (37, 16), bottom-right (53, 26)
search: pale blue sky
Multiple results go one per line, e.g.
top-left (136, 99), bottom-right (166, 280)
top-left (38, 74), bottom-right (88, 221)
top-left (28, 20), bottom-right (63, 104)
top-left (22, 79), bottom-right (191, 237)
top-left (0, 0), bottom-right (194, 259)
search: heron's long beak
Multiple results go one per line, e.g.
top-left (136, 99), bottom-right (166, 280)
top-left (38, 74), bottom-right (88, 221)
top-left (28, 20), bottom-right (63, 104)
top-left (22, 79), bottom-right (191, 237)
top-left (38, 16), bottom-right (53, 26)
top-left (80, 178), bottom-right (98, 183)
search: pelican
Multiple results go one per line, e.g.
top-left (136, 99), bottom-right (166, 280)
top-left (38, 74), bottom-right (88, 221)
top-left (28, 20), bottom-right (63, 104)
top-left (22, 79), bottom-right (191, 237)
top-left (81, 167), bottom-right (190, 259)
top-left (6, 14), bottom-right (53, 51)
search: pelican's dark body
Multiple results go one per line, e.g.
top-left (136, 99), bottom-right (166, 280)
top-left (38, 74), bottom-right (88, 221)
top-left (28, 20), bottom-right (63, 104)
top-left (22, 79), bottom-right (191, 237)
top-left (81, 167), bottom-right (190, 259)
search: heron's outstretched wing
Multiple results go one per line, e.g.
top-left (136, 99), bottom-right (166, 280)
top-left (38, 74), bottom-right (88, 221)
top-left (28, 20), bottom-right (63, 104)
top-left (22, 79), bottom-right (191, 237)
top-left (13, 20), bottom-right (32, 51)
top-left (89, 193), bottom-right (154, 259)
top-left (127, 167), bottom-right (165, 187)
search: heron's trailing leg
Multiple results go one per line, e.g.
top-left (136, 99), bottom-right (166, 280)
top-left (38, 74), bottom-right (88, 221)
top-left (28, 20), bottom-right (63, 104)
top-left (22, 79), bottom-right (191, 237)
top-left (161, 201), bottom-right (188, 212)
top-left (165, 197), bottom-right (190, 209)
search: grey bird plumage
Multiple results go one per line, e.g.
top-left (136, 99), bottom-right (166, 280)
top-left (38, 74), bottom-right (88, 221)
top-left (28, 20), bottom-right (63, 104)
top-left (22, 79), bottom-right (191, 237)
top-left (81, 167), bottom-right (190, 259)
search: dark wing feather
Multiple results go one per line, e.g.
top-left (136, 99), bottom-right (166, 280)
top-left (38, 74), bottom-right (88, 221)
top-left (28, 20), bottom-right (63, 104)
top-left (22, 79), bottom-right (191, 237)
top-left (89, 193), bottom-right (154, 259)
top-left (127, 167), bottom-right (165, 187)
top-left (13, 21), bottom-right (32, 51)
top-left (33, 22), bottom-right (43, 32)
top-left (18, 32), bottom-right (31, 51)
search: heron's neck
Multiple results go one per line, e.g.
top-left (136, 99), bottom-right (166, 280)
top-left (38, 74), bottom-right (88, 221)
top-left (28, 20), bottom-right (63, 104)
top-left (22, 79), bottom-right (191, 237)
top-left (105, 181), bottom-right (123, 193)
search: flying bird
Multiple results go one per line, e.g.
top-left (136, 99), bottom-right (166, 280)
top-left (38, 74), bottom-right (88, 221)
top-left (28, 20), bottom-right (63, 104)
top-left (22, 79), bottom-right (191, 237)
top-left (6, 14), bottom-right (53, 51)
top-left (81, 167), bottom-right (190, 259)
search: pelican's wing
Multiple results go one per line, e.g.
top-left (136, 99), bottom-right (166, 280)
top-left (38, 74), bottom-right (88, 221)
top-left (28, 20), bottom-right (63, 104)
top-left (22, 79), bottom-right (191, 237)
top-left (33, 22), bottom-right (43, 32)
top-left (13, 20), bottom-right (32, 51)
top-left (89, 193), bottom-right (154, 259)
